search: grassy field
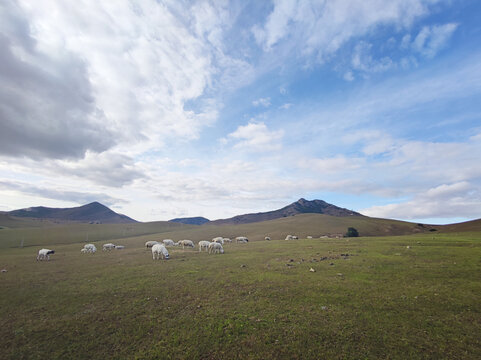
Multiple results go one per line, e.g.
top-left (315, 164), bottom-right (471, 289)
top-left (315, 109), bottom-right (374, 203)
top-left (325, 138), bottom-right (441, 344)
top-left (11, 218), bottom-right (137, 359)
top-left (0, 231), bottom-right (480, 359)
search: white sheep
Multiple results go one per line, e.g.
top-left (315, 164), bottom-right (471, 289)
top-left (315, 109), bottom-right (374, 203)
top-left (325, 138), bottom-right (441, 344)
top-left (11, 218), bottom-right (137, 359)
top-left (162, 239), bottom-right (175, 247)
top-left (83, 244), bottom-right (97, 253)
top-left (177, 240), bottom-right (195, 249)
top-left (115, 245), bottom-right (125, 250)
top-left (208, 242), bottom-right (224, 254)
top-left (152, 243), bottom-right (170, 260)
top-left (145, 241), bottom-right (159, 249)
top-left (285, 235), bottom-right (298, 240)
top-left (103, 243), bottom-right (116, 251)
top-left (235, 236), bottom-right (249, 243)
top-left (223, 237), bottom-right (232, 243)
top-left (264, 236), bottom-right (271, 241)
top-left (212, 237), bottom-right (224, 244)
top-left (37, 248), bottom-right (54, 261)
top-left (198, 241), bottom-right (211, 252)
top-left (81, 248), bottom-right (88, 253)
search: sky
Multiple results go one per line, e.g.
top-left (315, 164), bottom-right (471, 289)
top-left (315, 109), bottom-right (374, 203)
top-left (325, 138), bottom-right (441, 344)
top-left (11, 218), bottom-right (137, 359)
top-left (1, 0), bottom-right (480, 224)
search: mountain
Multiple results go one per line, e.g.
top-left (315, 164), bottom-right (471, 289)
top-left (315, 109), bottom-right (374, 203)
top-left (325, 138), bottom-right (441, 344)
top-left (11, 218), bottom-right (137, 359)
top-left (8, 202), bottom-right (137, 224)
top-left (209, 198), bottom-right (362, 225)
top-left (169, 217), bottom-right (210, 225)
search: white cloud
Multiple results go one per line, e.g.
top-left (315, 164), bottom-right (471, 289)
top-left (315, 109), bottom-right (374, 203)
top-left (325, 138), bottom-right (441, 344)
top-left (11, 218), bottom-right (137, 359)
top-left (253, 0), bottom-right (440, 60)
top-left (412, 23), bottom-right (458, 58)
top-left (362, 182), bottom-right (480, 220)
top-left (351, 41), bottom-right (394, 73)
top-left (225, 121), bottom-right (284, 152)
top-left (252, 97), bottom-right (271, 107)
top-left (279, 103), bottom-right (292, 110)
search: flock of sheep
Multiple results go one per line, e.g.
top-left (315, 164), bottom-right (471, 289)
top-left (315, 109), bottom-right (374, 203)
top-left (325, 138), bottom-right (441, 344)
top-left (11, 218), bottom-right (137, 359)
top-left (35, 235), bottom-right (281, 261)
top-left (35, 234), bottom-right (302, 262)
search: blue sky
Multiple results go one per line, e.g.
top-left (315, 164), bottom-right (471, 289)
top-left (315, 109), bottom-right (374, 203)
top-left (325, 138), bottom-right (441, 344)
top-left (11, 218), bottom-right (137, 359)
top-left (0, 0), bottom-right (480, 223)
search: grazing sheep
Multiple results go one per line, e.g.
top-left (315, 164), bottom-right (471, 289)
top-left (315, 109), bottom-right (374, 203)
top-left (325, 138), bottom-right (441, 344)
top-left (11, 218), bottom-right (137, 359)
top-left (152, 244), bottom-right (170, 260)
top-left (177, 240), bottom-right (195, 249)
top-left (223, 237), bottom-right (232, 243)
top-left (208, 242), bottom-right (224, 254)
top-left (81, 248), bottom-right (88, 253)
top-left (198, 241), bottom-right (211, 252)
top-left (145, 241), bottom-right (159, 249)
top-left (103, 243), bottom-right (116, 251)
top-left (292, 235), bottom-right (298, 240)
top-left (285, 235), bottom-right (298, 240)
top-left (162, 239), bottom-right (175, 247)
top-left (307, 236), bottom-right (313, 239)
top-left (83, 244), bottom-right (97, 253)
top-left (212, 237), bottom-right (224, 244)
top-left (115, 245), bottom-right (125, 250)
top-left (235, 236), bottom-right (249, 243)
top-left (37, 248), bottom-right (55, 261)
top-left (264, 236), bottom-right (271, 241)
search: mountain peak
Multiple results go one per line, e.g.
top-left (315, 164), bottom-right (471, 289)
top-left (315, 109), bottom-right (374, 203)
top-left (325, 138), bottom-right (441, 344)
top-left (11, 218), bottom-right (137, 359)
top-left (210, 198), bottom-right (362, 225)
top-left (8, 202), bottom-right (137, 224)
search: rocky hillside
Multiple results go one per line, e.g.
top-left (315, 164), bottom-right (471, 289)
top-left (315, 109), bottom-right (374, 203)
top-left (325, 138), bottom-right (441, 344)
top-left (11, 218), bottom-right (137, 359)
top-left (209, 198), bottom-right (362, 225)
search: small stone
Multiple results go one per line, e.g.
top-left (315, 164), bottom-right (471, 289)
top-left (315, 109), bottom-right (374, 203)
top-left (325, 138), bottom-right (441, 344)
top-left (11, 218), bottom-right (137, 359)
top-left (321, 306), bottom-right (327, 310)
top-left (406, 246), bottom-right (411, 249)
top-left (240, 264), bottom-right (247, 268)
top-left (309, 268), bottom-right (315, 272)
top-left (336, 273), bottom-right (343, 276)
top-left (286, 263), bottom-right (293, 267)
top-left (289, 259), bottom-right (295, 262)
top-left (329, 263), bottom-right (334, 266)
top-left (1, 269), bottom-right (7, 273)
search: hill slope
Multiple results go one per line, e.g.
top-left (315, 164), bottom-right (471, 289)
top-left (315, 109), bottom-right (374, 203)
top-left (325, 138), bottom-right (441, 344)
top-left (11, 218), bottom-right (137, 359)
top-left (210, 198), bottom-right (361, 225)
top-left (7, 202), bottom-right (137, 224)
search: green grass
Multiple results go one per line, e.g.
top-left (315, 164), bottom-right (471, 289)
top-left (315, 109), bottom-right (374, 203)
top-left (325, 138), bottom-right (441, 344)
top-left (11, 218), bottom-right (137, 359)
top-left (0, 232), bottom-right (480, 359)
top-left (0, 221), bottom-right (194, 249)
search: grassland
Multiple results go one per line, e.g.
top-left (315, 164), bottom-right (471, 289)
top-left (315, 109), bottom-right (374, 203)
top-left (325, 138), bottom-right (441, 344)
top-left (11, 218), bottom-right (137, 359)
top-left (1, 230), bottom-right (480, 359)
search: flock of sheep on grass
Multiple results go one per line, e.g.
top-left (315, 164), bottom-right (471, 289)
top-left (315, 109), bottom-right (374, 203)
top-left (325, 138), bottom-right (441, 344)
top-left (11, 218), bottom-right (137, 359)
top-left (35, 234), bottom-right (302, 261)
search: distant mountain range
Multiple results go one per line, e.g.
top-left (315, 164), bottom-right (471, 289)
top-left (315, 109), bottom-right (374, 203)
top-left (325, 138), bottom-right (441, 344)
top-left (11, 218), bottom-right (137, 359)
top-left (170, 198), bottom-right (361, 226)
top-left (169, 216), bottom-right (210, 225)
top-left (7, 202), bottom-right (137, 224)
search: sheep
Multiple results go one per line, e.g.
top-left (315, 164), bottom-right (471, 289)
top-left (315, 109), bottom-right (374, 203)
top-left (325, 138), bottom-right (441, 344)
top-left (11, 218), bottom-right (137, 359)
top-left (235, 236), bottom-right (248, 243)
top-left (307, 236), bottom-right (313, 239)
top-left (212, 237), bottom-right (224, 244)
top-left (264, 236), bottom-right (271, 241)
top-left (115, 245), bottom-right (125, 250)
top-left (285, 235), bottom-right (298, 240)
top-left (81, 248), bottom-right (88, 253)
top-left (152, 244), bottom-right (170, 260)
top-left (223, 237), bottom-right (232, 243)
top-left (145, 240), bottom-right (159, 249)
top-left (198, 241), bottom-right (211, 252)
top-left (37, 248), bottom-right (55, 261)
top-left (177, 240), bottom-right (195, 249)
top-left (103, 243), bottom-right (116, 251)
top-left (162, 239), bottom-right (175, 247)
top-left (83, 244), bottom-right (97, 253)
top-left (208, 242), bottom-right (224, 254)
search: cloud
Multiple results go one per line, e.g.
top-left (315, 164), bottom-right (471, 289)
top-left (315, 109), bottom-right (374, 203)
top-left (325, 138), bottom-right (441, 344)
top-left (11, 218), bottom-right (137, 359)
top-left (252, 97), bottom-right (271, 107)
top-left (279, 103), bottom-right (292, 110)
top-left (351, 41), bottom-right (394, 73)
top-left (412, 23), bottom-right (458, 58)
top-left (252, 0), bottom-right (439, 60)
top-left (0, 0), bottom-right (114, 159)
top-left (50, 151), bottom-right (144, 187)
top-left (225, 121), bottom-right (284, 152)
top-left (0, 179), bottom-right (127, 206)
top-left (361, 182), bottom-right (480, 220)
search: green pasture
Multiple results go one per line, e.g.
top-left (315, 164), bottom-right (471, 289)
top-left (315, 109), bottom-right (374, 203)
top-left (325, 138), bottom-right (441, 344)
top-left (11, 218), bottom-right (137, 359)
top-left (0, 231), bottom-right (480, 359)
